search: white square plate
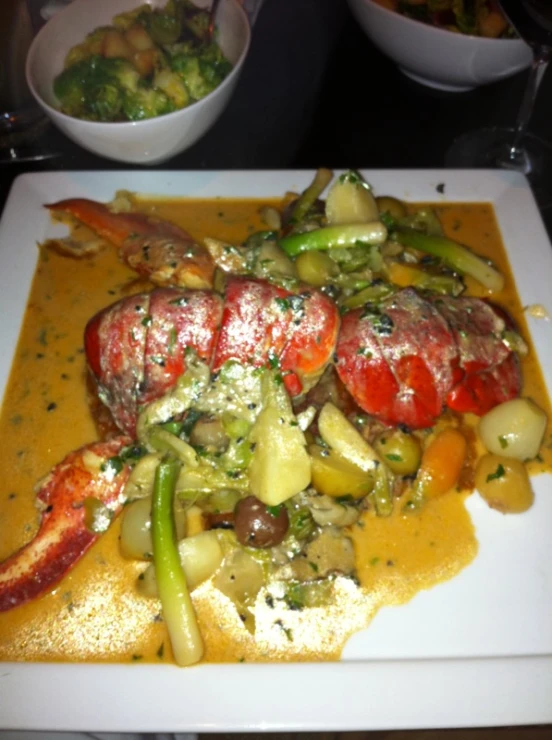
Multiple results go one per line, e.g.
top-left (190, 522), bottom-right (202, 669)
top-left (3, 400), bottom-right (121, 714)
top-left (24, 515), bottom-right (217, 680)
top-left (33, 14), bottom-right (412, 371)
top-left (1, 170), bottom-right (552, 732)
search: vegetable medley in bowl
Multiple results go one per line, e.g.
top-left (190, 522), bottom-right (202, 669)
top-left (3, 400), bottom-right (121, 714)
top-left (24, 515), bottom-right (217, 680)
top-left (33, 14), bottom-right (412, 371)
top-left (54, 0), bottom-right (233, 122)
top-left (0, 169), bottom-right (550, 667)
top-left (375, 0), bottom-right (514, 38)
top-left (25, 0), bottom-right (250, 162)
top-left (348, 0), bottom-right (530, 91)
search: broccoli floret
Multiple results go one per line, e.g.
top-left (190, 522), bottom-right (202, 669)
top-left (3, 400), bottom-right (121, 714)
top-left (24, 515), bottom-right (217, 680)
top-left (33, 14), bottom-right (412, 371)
top-left (143, 10), bottom-right (181, 45)
top-left (165, 40), bottom-right (200, 58)
top-left (54, 56), bottom-right (140, 121)
top-left (198, 44), bottom-right (232, 84)
top-left (174, 0), bottom-right (210, 41)
top-left (54, 60), bottom-right (89, 118)
top-left (112, 4), bottom-right (152, 30)
top-left (171, 55), bottom-right (214, 101)
top-left (89, 83), bottom-right (123, 120)
top-left (110, 58), bottom-right (140, 93)
top-left (122, 86), bottom-right (175, 120)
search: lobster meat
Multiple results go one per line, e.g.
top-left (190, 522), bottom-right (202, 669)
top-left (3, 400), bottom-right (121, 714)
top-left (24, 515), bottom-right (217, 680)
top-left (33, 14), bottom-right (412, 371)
top-left (86, 278), bottom-right (522, 434)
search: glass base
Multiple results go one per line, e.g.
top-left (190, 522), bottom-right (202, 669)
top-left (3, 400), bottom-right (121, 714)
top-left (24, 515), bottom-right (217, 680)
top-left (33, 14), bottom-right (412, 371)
top-left (0, 107), bottom-right (60, 163)
top-left (445, 127), bottom-right (552, 208)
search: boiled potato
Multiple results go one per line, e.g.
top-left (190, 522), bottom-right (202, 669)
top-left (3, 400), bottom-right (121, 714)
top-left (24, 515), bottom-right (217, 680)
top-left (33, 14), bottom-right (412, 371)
top-left (249, 407), bottom-right (311, 506)
top-left (132, 48), bottom-right (158, 77)
top-left (318, 402), bottom-right (379, 473)
top-left (375, 195), bottom-right (407, 219)
top-left (325, 172), bottom-right (379, 224)
top-left (138, 531), bottom-right (223, 597)
top-left (178, 531), bottom-right (224, 590)
top-left (295, 251), bottom-right (338, 287)
top-left (374, 429), bottom-right (422, 476)
top-left (309, 444), bottom-right (374, 499)
top-left (479, 398), bottom-right (547, 461)
top-left (101, 29), bottom-right (134, 60)
top-left (474, 454), bottom-right (534, 514)
top-left (213, 547), bottom-right (265, 631)
top-left (120, 497), bottom-right (153, 560)
top-left (121, 494), bottom-right (188, 560)
top-left (124, 25), bottom-right (154, 51)
top-left (256, 240), bottom-right (296, 278)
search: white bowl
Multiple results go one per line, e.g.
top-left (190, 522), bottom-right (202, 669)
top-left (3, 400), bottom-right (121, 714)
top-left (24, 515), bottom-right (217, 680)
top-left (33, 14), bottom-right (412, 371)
top-left (26, 0), bottom-right (251, 164)
top-left (347, 0), bottom-right (532, 92)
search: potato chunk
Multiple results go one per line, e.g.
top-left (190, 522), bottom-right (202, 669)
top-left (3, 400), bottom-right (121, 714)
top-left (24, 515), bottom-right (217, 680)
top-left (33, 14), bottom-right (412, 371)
top-left (309, 444), bottom-right (373, 499)
top-left (475, 454), bottom-right (534, 514)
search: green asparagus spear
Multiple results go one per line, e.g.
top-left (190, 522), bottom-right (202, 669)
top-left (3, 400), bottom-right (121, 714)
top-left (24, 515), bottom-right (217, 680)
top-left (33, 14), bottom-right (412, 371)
top-left (288, 168), bottom-right (333, 224)
top-left (279, 222), bottom-right (388, 257)
top-left (392, 227), bottom-right (504, 292)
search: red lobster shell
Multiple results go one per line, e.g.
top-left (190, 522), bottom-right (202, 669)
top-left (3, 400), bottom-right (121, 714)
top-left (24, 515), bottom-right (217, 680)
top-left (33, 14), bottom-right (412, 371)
top-left (86, 281), bottom-right (522, 434)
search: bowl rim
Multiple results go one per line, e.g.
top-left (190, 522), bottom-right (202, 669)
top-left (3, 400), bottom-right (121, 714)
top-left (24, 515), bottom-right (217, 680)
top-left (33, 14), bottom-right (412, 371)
top-left (358, 0), bottom-right (527, 45)
top-left (25, 0), bottom-right (251, 129)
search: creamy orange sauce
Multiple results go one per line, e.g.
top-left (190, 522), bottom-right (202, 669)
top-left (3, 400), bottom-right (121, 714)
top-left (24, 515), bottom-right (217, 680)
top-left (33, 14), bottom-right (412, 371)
top-left (0, 198), bottom-right (550, 664)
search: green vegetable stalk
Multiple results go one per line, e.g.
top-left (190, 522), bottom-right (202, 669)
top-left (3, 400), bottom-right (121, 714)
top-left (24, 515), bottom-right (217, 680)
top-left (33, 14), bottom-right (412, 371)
top-left (372, 463), bottom-right (393, 517)
top-left (279, 222), bottom-right (388, 257)
top-left (288, 168), bottom-right (333, 224)
top-left (152, 457), bottom-right (204, 666)
top-left (392, 227), bottom-right (504, 292)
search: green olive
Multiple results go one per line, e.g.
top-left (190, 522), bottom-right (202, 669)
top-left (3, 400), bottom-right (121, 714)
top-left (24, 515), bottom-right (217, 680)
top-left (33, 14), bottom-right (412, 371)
top-left (474, 454), bottom-right (534, 514)
top-left (295, 250), bottom-right (338, 287)
top-left (376, 196), bottom-right (407, 220)
top-left (374, 429), bottom-right (422, 476)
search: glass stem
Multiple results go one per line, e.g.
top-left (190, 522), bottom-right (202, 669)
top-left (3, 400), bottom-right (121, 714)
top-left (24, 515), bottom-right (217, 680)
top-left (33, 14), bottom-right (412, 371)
top-left (506, 45), bottom-right (550, 163)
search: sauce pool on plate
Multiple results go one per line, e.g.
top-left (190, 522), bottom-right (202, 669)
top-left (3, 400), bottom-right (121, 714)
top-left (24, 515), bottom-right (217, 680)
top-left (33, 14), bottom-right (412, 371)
top-left (0, 196), bottom-right (550, 664)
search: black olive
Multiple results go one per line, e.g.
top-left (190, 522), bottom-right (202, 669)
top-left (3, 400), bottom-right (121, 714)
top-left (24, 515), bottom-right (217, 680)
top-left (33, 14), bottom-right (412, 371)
top-left (234, 496), bottom-right (289, 548)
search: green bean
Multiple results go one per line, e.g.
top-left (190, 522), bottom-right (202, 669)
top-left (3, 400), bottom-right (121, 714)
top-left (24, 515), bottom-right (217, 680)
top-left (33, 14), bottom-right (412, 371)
top-left (371, 464), bottom-right (393, 517)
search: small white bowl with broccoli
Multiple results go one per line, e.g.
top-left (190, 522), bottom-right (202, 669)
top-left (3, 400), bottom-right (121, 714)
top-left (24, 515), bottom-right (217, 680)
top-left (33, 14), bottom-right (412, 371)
top-left (26, 0), bottom-right (251, 164)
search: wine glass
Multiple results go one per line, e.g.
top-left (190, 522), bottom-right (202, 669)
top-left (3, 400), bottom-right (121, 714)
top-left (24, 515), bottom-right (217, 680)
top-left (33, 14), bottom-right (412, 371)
top-left (446, 0), bottom-right (552, 204)
top-left (0, 0), bottom-right (59, 162)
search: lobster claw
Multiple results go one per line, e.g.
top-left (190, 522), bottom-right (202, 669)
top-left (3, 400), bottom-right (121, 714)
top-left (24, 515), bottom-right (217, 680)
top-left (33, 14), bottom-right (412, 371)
top-left (46, 198), bottom-right (216, 290)
top-left (0, 436), bottom-right (132, 612)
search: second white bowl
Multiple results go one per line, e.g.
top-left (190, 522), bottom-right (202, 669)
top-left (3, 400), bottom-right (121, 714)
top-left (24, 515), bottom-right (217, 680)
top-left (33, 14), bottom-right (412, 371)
top-left (347, 0), bottom-right (532, 92)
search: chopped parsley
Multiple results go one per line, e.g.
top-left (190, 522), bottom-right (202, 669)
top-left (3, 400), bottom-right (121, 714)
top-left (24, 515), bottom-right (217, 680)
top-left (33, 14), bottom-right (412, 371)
top-left (266, 504), bottom-right (283, 518)
top-left (486, 463), bottom-right (505, 482)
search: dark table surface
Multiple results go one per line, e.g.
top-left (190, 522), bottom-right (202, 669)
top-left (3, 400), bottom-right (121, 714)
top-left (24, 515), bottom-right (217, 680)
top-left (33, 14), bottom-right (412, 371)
top-left (1, 0), bottom-right (551, 228)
